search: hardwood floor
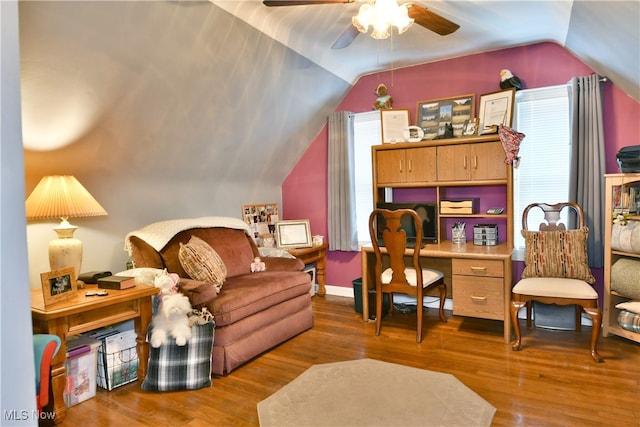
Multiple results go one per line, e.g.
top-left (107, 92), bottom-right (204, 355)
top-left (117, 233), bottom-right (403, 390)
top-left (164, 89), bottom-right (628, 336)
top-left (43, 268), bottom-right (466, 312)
top-left (60, 295), bottom-right (639, 426)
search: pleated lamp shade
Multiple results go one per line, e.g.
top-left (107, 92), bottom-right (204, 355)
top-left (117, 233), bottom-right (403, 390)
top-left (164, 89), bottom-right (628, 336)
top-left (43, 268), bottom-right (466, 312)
top-left (26, 175), bottom-right (107, 220)
top-left (26, 175), bottom-right (107, 281)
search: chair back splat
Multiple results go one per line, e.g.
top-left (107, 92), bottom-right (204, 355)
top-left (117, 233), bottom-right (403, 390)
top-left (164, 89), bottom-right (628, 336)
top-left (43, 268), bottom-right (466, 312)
top-left (368, 208), bottom-right (447, 342)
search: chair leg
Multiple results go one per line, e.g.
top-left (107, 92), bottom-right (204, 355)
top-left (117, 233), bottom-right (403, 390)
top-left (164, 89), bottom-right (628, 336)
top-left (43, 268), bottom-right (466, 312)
top-left (511, 300), bottom-right (526, 351)
top-left (574, 305), bottom-right (582, 332)
top-left (416, 299), bottom-right (423, 343)
top-left (437, 283), bottom-right (447, 323)
top-left (375, 291), bottom-right (382, 336)
top-left (583, 306), bottom-right (604, 363)
top-left (526, 301), bottom-right (533, 328)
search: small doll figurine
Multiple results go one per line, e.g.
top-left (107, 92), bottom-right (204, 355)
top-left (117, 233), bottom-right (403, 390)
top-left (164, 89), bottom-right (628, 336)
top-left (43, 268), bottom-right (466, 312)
top-left (373, 84), bottom-right (393, 110)
top-left (251, 257), bottom-right (266, 272)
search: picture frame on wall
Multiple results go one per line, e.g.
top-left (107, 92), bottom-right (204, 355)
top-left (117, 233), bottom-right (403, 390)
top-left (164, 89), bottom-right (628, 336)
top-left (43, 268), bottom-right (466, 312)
top-left (415, 94), bottom-right (475, 140)
top-left (242, 203), bottom-right (279, 243)
top-left (40, 267), bottom-right (77, 307)
top-left (275, 219), bottom-right (312, 249)
top-left (478, 88), bottom-right (516, 133)
top-left (380, 109), bottom-right (410, 143)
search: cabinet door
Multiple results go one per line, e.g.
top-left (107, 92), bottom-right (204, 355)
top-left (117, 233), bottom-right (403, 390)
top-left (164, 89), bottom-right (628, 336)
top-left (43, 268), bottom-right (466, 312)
top-left (437, 144), bottom-right (469, 181)
top-left (376, 149), bottom-right (406, 185)
top-left (406, 146), bottom-right (437, 183)
top-left (470, 141), bottom-right (507, 180)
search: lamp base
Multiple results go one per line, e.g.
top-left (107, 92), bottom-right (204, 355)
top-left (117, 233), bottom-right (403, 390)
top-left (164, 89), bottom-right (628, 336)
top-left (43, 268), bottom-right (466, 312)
top-left (49, 220), bottom-right (83, 281)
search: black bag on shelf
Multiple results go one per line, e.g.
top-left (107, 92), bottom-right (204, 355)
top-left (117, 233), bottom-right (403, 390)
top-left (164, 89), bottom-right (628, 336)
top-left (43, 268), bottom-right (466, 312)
top-left (616, 145), bottom-right (640, 173)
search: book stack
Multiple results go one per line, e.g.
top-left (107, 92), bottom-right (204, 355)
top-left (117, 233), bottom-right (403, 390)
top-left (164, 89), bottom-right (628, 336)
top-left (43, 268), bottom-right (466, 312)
top-left (97, 275), bottom-right (136, 290)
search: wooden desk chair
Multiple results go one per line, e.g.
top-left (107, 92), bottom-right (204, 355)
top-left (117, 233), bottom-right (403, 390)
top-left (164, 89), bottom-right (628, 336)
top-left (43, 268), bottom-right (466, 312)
top-left (510, 202), bottom-right (603, 362)
top-left (368, 208), bottom-right (447, 342)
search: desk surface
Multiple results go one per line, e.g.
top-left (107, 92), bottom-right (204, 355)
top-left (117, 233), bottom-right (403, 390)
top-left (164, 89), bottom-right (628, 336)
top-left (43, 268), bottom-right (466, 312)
top-left (362, 241), bottom-right (512, 259)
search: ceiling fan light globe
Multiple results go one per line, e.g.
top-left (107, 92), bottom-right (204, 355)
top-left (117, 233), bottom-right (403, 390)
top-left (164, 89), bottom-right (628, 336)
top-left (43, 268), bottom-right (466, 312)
top-left (371, 27), bottom-right (390, 39)
top-left (353, 3), bottom-right (374, 32)
top-left (393, 4), bottom-right (413, 34)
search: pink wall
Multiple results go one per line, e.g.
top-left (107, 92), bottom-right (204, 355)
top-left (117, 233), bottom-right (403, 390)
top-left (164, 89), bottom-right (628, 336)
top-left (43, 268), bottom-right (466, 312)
top-left (282, 42), bottom-right (640, 290)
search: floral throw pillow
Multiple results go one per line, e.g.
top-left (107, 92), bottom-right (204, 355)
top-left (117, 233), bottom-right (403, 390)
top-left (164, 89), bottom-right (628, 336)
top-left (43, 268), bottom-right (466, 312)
top-left (178, 236), bottom-right (227, 292)
top-left (521, 227), bottom-right (595, 284)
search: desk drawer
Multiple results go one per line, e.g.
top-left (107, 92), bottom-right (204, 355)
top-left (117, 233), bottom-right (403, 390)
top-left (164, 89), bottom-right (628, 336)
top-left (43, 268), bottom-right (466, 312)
top-left (452, 258), bottom-right (504, 277)
top-left (452, 275), bottom-right (504, 320)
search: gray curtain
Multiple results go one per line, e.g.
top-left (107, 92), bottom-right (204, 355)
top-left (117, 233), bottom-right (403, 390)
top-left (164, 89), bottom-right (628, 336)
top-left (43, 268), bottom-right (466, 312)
top-left (327, 111), bottom-right (358, 251)
top-left (568, 74), bottom-right (605, 268)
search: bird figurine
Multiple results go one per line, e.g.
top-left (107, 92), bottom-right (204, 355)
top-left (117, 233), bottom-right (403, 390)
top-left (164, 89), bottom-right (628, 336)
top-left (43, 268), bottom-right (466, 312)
top-left (499, 69), bottom-right (523, 91)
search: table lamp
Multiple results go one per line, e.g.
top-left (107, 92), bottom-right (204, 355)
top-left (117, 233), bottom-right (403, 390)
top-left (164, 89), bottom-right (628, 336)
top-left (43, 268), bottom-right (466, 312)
top-left (25, 175), bottom-right (107, 281)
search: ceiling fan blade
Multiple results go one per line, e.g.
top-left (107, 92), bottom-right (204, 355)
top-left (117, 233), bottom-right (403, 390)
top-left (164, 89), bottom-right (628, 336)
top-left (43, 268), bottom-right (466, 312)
top-left (263, 0), bottom-right (354, 6)
top-left (332, 24), bottom-right (360, 49)
top-left (407, 4), bottom-right (460, 36)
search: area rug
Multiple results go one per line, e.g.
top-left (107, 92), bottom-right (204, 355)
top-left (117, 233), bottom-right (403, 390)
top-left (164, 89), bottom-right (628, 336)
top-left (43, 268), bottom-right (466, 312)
top-left (257, 358), bottom-right (496, 427)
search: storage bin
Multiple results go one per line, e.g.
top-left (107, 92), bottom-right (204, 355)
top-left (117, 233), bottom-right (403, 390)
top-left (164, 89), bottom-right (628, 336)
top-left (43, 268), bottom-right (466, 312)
top-left (64, 336), bottom-right (101, 407)
top-left (96, 329), bottom-right (139, 391)
top-left (353, 278), bottom-right (390, 319)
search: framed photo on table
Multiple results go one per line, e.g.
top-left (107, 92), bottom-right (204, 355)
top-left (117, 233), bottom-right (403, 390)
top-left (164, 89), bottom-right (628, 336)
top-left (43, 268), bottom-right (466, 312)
top-left (478, 88), bottom-right (516, 133)
top-left (275, 220), bottom-right (312, 249)
top-left (40, 267), bottom-right (77, 307)
top-left (380, 109), bottom-right (410, 143)
top-left (416, 94), bottom-right (475, 140)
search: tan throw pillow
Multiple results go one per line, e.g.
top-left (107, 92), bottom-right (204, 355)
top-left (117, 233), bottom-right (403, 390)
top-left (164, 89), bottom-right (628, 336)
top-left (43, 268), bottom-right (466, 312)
top-left (178, 236), bottom-right (227, 292)
top-left (521, 227), bottom-right (595, 284)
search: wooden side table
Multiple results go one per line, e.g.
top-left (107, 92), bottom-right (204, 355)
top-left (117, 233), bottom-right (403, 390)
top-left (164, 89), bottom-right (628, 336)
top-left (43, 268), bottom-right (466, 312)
top-left (31, 283), bottom-right (158, 423)
top-left (287, 243), bottom-right (328, 296)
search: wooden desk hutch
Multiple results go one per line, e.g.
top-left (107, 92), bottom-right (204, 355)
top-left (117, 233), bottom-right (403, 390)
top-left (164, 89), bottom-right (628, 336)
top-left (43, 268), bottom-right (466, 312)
top-left (361, 134), bottom-right (515, 343)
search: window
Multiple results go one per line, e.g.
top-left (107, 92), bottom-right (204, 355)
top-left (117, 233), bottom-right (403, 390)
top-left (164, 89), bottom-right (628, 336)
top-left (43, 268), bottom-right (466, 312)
top-left (512, 85), bottom-right (571, 260)
top-left (353, 111), bottom-right (381, 246)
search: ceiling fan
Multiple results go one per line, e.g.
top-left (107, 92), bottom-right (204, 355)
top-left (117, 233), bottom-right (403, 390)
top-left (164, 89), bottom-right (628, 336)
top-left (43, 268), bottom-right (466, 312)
top-left (263, 0), bottom-right (460, 49)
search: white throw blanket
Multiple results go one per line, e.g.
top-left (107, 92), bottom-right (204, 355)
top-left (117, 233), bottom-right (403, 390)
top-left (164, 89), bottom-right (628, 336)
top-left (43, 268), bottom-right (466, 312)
top-left (124, 216), bottom-right (250, 255)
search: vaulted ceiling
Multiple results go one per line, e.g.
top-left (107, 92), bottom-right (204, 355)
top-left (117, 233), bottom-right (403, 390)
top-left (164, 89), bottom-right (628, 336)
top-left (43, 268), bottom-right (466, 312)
top-left (213, 0), bottom-right (639, 102)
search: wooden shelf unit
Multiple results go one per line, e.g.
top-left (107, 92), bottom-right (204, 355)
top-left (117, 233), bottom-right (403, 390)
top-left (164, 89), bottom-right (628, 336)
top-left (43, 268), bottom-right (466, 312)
top-left (371, 134), bottom-right (514, 250)
top-left (603, 173), bottom-right (640, 344)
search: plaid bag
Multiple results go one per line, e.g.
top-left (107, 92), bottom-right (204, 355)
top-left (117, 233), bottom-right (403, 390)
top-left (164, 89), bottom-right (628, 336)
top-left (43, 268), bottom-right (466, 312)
top-left (142, 321), bottom-right (214, 391)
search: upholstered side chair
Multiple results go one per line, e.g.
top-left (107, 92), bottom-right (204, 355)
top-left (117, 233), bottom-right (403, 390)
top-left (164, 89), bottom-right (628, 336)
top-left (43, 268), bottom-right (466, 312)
top-left (510, 202), bottom-right (603, 362)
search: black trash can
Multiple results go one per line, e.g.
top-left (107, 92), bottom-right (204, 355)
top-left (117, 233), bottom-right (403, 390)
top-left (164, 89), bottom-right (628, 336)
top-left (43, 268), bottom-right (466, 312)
top-left (352, 278), bottom-right (390, 319)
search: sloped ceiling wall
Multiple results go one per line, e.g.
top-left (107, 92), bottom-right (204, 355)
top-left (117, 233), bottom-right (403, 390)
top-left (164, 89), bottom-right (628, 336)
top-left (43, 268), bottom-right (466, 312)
top-left (20, 1), bottom-right (349, 284)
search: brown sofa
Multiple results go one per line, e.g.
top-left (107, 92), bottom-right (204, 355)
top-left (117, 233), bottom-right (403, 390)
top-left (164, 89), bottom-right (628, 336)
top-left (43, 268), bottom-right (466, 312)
top-left (125, 217), bottom-right (314, 375)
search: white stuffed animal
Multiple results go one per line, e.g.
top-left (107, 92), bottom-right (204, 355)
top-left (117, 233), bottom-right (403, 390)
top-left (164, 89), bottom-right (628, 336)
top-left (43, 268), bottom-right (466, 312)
top-left (150, 293), bottom-right (193, 347)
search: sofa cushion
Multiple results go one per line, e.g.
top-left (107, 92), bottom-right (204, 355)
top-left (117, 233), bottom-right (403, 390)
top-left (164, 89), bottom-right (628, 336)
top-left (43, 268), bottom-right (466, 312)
top-left (179, 236), bottom-right (227, 292)
top-left (203, 271), bottom-right (312, 327)
top-left (160, 228), bottom-right (257, 279)
top-left (521, 227), bottom-right (595, 284)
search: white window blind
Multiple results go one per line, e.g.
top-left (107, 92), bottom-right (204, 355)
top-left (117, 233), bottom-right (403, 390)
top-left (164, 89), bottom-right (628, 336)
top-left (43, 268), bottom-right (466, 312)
top-left (353, 111), bottom-right (382, 246)
top-left (512, 85), bottom-right (571, 259)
